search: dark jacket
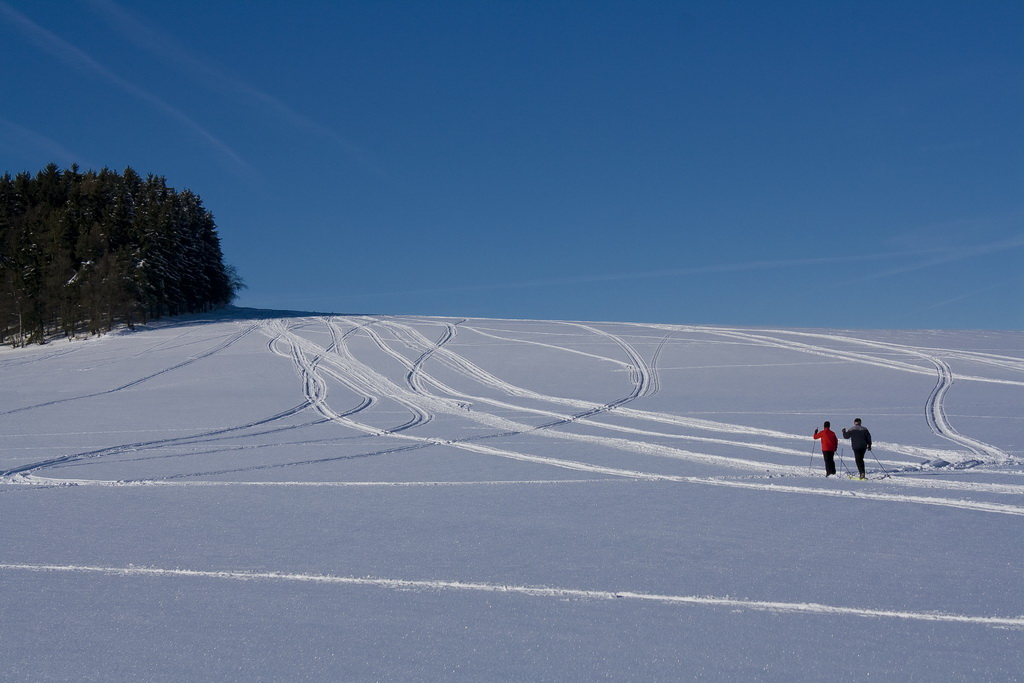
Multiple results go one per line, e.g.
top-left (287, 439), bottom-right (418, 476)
top-left (842, 424), bottom-right (872, 451)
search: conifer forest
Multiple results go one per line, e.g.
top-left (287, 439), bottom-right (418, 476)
top-left (0, 164), bottom-right (243, 346)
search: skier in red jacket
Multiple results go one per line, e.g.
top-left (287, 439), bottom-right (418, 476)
top-left (813, 421), bottom-right (838, 476)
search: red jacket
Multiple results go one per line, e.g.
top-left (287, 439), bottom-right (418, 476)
top-left (814, 428), bottom-right (838, 452)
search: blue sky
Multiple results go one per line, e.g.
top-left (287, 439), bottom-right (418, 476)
top-left (2, 1), bottom-right (1022, 329)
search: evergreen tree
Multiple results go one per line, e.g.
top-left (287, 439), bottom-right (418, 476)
top-left (0, 165), bottom-right (244, 345)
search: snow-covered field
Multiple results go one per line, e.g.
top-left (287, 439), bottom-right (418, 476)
top-left (2, 309), bottom-right (1022, 681)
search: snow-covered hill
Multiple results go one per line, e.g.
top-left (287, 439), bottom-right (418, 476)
top-left (2, 309), bottom-right (1022, 680)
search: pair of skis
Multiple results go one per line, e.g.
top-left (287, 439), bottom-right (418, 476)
top-left (809, 443), bottom-right (891, 480)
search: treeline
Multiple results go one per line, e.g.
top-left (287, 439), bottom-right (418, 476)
top-left (0, 164), bottom-right (244, 346)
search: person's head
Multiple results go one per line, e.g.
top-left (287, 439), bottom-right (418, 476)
top-left (854, 418), bottom-right (862, 425)
top-left (823, 421), bottom-right (830, 428)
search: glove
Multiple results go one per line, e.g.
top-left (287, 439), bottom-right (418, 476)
top-left (813, 429), bottom-right (818, 436)
top-left (868, 445), bottom-right (872, 451)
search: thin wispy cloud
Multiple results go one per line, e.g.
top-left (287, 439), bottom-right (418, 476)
top-left (337, 230), bottom-right (1022, 302)
top-left (924, 272), bottom-right (1024, 311)
top-left (339, 248), bottom-right (950, 300)
top-left (0, 115), bottom-right (92, 170)
top-left (866, 232), bottom-right (1024, 281)
top-left (0, 1), bottom-right (253, 176)
top-left (85, 0), bottom-right (385, 178)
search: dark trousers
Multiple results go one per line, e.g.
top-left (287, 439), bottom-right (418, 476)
top-left (822, 450), bottom-right (836, 475)
top-left (853, 448), bottom-right (867, 476)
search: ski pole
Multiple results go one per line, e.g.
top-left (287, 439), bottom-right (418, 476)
top-left (809, 442), bottom-right (817, 473)
top-left (838, 445), bottom-right (854, 477)
top-left (870, 447), bottom-right (890, 479)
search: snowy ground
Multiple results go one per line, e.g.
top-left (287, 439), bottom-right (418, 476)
top-left (2, 309), bottom-right (1022, 681)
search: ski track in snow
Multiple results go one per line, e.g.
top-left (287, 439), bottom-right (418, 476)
top-left (0, 321), bottom-right (261, 419)
top-left (1, 562), bottom-right (1022, 630)
top-left (9, 470), bottom-right (1024, 515)
top-left (4, 316), bottom-right (1022, 519)
top-left (626, 324), bottom-right (1016, 467)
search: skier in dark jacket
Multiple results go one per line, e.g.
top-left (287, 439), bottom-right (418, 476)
top-left (813, 421), bottom-right (838, 476)
top-left (842, 419), bottom-right (872, 479)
